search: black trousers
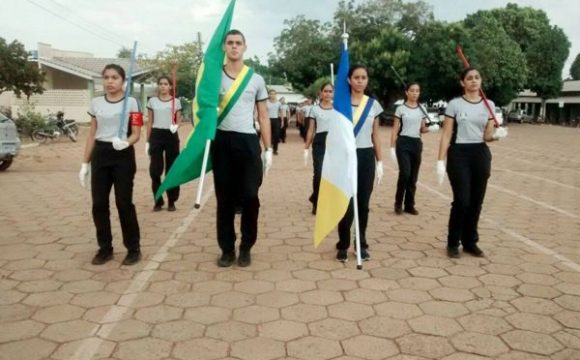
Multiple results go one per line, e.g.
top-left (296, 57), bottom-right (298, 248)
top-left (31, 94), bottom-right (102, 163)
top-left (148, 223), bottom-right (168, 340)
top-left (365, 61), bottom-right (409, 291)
top-left (299, 118), bottom-right (310, 141)
top-left (149, 128), bottom-right (180, 206)
top-left (395, 136), bottom-right (422, 209)
top-left (280, 117), bottom-right (288, 143)
top-left (270, 117), bottom-right (281, 153)
top-left (446, 143), bottom-right (491, 248)
top-left (91, 141), bottom-right (140, 252)
top-left (309, 132), bottom-right (327, 209)
top-left (337, 148), bottom-right (375, 250)
top-left (211, 130), bottom-right (263, 254)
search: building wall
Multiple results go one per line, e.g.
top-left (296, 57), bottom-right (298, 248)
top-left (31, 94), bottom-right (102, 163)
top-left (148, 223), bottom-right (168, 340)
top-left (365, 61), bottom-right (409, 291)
top-left (42, 68), bottom-right (88, 90)
top-left (11, 90), bottom-right (92, 123)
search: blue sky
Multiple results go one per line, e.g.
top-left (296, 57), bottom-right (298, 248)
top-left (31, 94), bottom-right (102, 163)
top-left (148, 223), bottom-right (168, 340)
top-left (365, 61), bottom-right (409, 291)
top-left (2, 0), bottom-right (578, 77)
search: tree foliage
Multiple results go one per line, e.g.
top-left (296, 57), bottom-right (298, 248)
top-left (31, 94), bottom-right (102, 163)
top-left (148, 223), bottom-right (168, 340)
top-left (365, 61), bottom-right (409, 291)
top-left (570, 53), bottom-right (580, 80)
top-left (0, 38), bottom-right (45, 98)
top-left (146, 42), bottom-right (203, 99)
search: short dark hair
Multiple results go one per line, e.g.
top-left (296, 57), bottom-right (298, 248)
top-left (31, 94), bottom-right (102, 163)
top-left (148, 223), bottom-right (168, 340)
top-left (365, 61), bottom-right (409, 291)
top-left (348, 64), bottom-right (368, 79)
top-left (102, 64), bottom-right (126, 80)
top-left (320, 82), bottom-right (334, 92)
top-left (157, 75), bottom-right (172, 86)
top-left (406, 82), bottom-right (420, 91)
top-left (460, 67), bottom-right (480, 81)
top-left (224, 29), bottom-right (246, 44)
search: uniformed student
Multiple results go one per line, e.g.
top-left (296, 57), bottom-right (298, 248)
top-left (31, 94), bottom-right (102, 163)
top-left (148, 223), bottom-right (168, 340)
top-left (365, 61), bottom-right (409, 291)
top-left (212, 29), bottom-right (273, 268)
top-left (78, 64), bottom-right (143, 265)
top-left (279, 97), bottom-right (290, 143)
top-left (304, 82), bottom-right (334, 215)
top-left (266, 89), bottom-right (282, 154)
top-left (337, 64), bottom-right (384, 262)
top-left (437, 67), bottom-right (508, 258)
top-left (146, 75), bottom-right (182, 212)
top-left (299, 98), bottom-right (313, 141)
top-left (389, 82), bottom-right (438, 215)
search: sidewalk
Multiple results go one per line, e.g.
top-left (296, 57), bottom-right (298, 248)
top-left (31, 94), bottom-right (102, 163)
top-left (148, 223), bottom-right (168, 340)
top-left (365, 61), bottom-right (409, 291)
top-left (0, 124), bottom-right (579, 359)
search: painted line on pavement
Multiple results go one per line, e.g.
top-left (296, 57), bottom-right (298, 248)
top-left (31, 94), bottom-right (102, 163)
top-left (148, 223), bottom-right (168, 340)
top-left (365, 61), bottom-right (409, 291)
top-left (494, 167), bottom-right (580, 191)
top-left (71, 187), bottom-right (214, 360)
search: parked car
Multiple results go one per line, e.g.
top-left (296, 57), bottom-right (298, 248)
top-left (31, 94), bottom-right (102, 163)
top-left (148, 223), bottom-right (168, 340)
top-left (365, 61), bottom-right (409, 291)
top-left (0, 113), bottom-right (21, 171)
top-left (508, 110), bottom-right (532, 124)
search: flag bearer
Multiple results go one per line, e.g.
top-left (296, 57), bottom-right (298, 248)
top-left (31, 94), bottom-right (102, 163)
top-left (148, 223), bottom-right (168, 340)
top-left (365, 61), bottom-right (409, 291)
top-left (336, 64), bottom-right (384, 262)
top-left (146, 75), bottom-right (182, 212)
top-left (79, 64), bottom-right (143, 266)
top-left (437, 67), bottom-right (507, 258)
top-left (212, 29), bottom-right (272, 268)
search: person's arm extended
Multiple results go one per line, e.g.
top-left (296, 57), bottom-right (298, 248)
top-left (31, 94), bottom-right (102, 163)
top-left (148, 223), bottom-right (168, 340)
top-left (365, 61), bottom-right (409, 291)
top-left (372, 117), bottom-right (383, 161)
top-left (438, 117), bottom-right (454, 161)
top-left (257, 101), bottom-right (272, 149)
top-left (146, 109), bottom-right (153, 141)
top-left (83, 117), bottom-right (97, 163)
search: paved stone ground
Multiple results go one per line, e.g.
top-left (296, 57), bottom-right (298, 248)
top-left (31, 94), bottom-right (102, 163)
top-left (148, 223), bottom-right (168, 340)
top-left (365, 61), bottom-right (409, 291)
top-left (1, 123), bottom-right (579, 360)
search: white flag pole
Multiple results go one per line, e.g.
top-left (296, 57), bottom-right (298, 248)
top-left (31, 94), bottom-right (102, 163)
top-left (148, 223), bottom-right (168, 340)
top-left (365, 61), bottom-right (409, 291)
top-left (194, 139), bottom-right (211, 208)
top-left (341, 26), bottom-right (362, 270)
top-left (330, 63), bottom-right (335, 86)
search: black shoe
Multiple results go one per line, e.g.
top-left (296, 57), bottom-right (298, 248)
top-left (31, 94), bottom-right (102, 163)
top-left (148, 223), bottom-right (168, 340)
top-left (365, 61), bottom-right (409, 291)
top-left (153, 204), bottom-right (163, 212)
top-left (447, 246), bottom-right (460, 258)
top-left (394, 205), bottom-right (403, 215)
top-left (312, 205), bottom-right (317, 215)
top-left (91, 249), bottom-right (113, 265)
top-left (217, 252), bottom-right (236, 267)
top-left (167, 204), bottom-right (176, 212)
top-left (404, 207), bottom-right (419, 215)
top-left (238, 250), bottom-right (252, 267)
top-left (463, 245), bottom-right (485, 257)
top-left (336, 249), bottom-right (348, 262)
top-left (356, 248), bottom-right (370, 261)
top-left (122, 251), bottom-right (142, 265)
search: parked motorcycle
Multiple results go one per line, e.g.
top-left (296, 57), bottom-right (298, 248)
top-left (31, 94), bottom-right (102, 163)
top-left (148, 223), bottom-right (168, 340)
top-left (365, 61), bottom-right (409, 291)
top-left (32, 111), bottom-right (78, 143)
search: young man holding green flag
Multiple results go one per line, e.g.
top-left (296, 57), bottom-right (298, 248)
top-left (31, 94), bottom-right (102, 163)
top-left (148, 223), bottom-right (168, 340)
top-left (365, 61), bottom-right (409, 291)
top-left (213, 29), bottom-right (272, 268)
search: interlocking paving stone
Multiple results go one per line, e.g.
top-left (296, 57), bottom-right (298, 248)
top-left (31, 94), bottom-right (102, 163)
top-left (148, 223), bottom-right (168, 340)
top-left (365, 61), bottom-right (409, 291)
top-left (2, 126), bottom-right (580, 359)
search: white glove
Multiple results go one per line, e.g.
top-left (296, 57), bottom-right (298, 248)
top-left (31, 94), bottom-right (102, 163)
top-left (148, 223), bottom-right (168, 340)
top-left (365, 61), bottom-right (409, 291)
top-left (492, 127), bottom-right (508, 140)
top-left (262, 148), bottom-right (273, 175)
top-left (389, 147), bottom-right (397, 165)
top-left (112, 137), bottom-right (129, 151)
top-left (303, 149), bottom-right (309, 166)
top-left (428, 124), bottom-right (440, 133)
top-left (436, 160), bottom-right (446, 185)
top-left (79, 162), bottom-right (89, 188)
top-left (376, 161), bottom-right (384, 184)
top-left (145, 142), bottom-right (150, 157)
top-left (169, 124), bottom-right (179, 134)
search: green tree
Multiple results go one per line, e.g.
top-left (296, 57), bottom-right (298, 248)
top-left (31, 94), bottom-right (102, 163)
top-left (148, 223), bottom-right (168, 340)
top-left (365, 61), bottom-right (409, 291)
top-left (462, 14), bottom-right (528, 105)
top-left (147, 42), bottom-right (203, 99)
top-left (0, 38), bottom-right (45, 98)
top-left (117, 46), bottom-right (132, 58)
top-left (270, 16), bottom-right (335, 91)
top-left (570, 53), bottom-right (580, 80)
top-left (407, 21), bottom-right (473, 102)
top-left (245, 56), bottom-right (285, 85)
top-left (465, 4), bottom-right (570, 104)
top-left (303, 77), bottom-right (332, 100)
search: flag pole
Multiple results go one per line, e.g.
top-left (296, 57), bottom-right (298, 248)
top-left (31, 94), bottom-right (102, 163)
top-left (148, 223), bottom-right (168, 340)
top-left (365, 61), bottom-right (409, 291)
top-left (194, 32), bottom-right (208, 210)
top-left (194, 139), bottom-right (211, 209)
top-left (341, 27), bottom-right (363, 270)
top-left (118, 40), bottom-right (138, 138)
top-left (330, 63), bottom-right (335, 86)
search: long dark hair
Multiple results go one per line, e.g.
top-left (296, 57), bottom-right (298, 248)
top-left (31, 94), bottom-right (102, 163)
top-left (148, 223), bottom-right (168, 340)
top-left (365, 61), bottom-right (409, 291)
top-left (404, 81), bottom-right (420, 103)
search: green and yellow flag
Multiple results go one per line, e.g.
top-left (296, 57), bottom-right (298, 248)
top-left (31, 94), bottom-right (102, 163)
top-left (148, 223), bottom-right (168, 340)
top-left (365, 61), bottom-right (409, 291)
top-left (155, 0), bottom-right (236, 200)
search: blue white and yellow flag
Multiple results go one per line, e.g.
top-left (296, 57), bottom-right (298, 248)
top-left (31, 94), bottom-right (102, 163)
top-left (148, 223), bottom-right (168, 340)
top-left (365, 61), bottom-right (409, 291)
top-left (313, 42), bottom-right (357, 247)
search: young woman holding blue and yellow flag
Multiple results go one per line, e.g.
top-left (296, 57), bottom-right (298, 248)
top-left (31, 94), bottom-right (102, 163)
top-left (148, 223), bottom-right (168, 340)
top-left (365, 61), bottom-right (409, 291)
top-left (336, 64), bottom-right (384, 262)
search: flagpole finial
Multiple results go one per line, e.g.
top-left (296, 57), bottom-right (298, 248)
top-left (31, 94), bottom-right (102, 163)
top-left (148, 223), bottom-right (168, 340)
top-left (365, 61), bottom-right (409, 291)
top-left (341, 32), bottom-right (349, 50)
